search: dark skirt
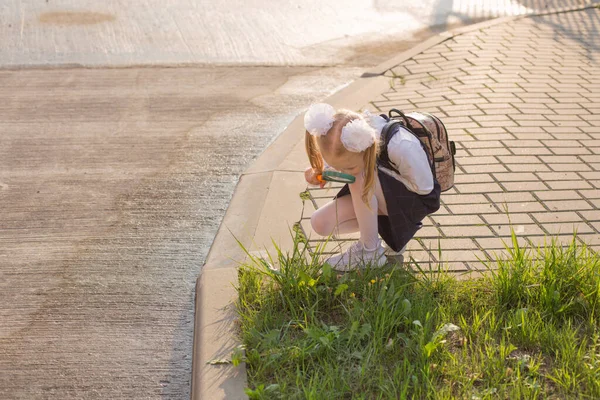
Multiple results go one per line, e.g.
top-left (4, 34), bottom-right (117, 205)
top-left (334, 168), bottom-right (441, 252)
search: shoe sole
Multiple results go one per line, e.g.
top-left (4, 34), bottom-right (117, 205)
top-left (331, 252), bottom-right (389, 272)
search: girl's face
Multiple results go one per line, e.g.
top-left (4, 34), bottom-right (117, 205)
top-left (323, 150), bottom-right (364, 176)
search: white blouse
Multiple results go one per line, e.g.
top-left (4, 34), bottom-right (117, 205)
top-left (367, 113), bottom-right (434, 195)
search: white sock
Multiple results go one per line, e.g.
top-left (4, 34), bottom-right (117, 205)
top-left (349, 173), bottom-right (379, 251)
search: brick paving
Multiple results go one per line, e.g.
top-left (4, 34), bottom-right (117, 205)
top-left (298, 7), bottom-right (600, 272)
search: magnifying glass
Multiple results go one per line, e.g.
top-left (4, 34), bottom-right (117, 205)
top-left (316, 170), bottom-right (356, 184)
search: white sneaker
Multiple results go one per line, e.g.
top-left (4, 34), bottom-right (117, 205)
top-left (382, 243), bottom-right (406, 266)
top-left (383, 243), bottom-right (406, 256)
top-left (325, 239), bottom-right (387, 272)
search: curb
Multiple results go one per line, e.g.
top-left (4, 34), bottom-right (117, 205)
top-left (190, 3), bottom-right (600, 399)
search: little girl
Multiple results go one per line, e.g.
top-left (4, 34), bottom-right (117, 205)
top-left (303, 103), bottom-right (441, 271)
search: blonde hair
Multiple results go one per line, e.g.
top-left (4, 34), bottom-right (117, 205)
top-left (305, 109), bottom-right (379, 205)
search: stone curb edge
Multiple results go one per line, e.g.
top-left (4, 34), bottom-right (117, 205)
top-left (190, 3), bottom-right (600, 399)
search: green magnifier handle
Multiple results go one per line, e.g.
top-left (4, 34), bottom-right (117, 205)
top-left (317, 170), bottom-right (356, 184)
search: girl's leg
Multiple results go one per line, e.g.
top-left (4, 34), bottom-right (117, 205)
top-left (311, 173), bottom-right (388, 242)
top-left (325, 173), bottom-right (389, 271)
top-left (348, 172), bottom-right (379, 250)
top-left (310, 194), bottom-right (359, 237)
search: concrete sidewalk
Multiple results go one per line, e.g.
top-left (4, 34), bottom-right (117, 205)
top-left (193, 5), bottom-right (600, 399)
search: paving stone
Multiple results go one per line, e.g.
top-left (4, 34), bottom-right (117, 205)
top-left (531, 211), bottom-right (584, 223)
top-left (514, 119), bottom-right (557, 127)
top-left (447, 203), bottom-right (500, 214)
top-left (549, 120), bottom-right (592, 130)
top-left (527, 235), bottom-right (582, 248)
top-left (483, 93), bottom-right (525, 103)
top-left (515, 104), bottom-right (553, 112)
top-left (492, 172), bottom-right (539, 182)
top-left (494, 223), bottom-right (546, 237)
top-left (549, 146), bottom-right (592, 155)
top-left (509, 147), bottom-right (553, 156)
top-left (483, 213), bottom-right (534, 226)
top-left (580, 140), bottom-right (600, 148)
top-left (546, 180), bottom-right (593, 190)
top-left (535, 172), bottom-right (581, 181)
top-left (458, 182), bottom-right (505, 193)
top-left (415, 226), bottom-right (442, 238)
top-left (540, 155), bottom-right (584, 164)
top-left (404, 249), bottom-right (437, 264)
top-left (547, 163), bottom-right (591, 172)
top-left (463, 164), bottom-right (508, 174)
top-left (534, 190), bottom-right (583, 201)
top-left (431, 214), bottom-right (486, 226)
top-left (441, 194), bottom-right (489, 204)
top-left (466, 146), bottom-right (512, 157)
top-left (487, 192), bottom-right (536, 203)
top-left (502, 181), bottom-right (549, 191)
top-left (516, 92), bottom-right (558, 103)
top-left (458, 156), bottom-right (500, 165)
top-left (507, 164), bottom-right (551, 172)
top-left (419, 238), bottom-right (479, 251)
top-left (480, 119), bottom-right (519, 128)
top-left (441, 225), bottom-right (496, 238)
top-left (578, 234), bottom-right (600, 247)
top-left (467, 128), bottom-right (511, 136)
top-left (461, 140), bottom-right (504, 149)
top-left (467, 260), bottom-right (498, 272)
top-left (503, 139), bottom-right (547, 148)
top-left (512, 132), bottom-right (554, 141)
top-left (436, 249), bottom-right (489, 263)
top-left (582, 155), bottom-right (600, 163)
top-left (577, 210), bottom-right (600, 222)
top-left (454, 173), bottom-right (495, 184)
top-left (544, 200), bottom-right (594, 211)
top-left (476, 236), bottom-right (529, 250)
top-left (496, 155), bottom-right (539, 164)
top-left (543, 222), bottom-right (594, 235)
top-left (503, 202), bottom-right (548, 213)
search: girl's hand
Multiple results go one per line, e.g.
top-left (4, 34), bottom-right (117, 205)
top-left (304, 167), bottom-right (325, 188)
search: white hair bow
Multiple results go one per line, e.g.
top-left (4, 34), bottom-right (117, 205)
top-left (340, 118), bottom-right (376, 153)
top-left (304, 103), bottom-right (336, 136)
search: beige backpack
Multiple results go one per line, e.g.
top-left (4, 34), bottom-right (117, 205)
top-left (378, 108), bottom-right (456, 192)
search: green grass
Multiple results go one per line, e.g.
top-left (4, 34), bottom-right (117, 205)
top-left (234, 233), bottom-right (600, 399)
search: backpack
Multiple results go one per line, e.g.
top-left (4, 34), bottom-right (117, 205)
top-left (378, 108), bottom-right (456, 192)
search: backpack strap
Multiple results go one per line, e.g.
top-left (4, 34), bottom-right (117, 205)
top-left (378, 119), bottom-right (404, 174)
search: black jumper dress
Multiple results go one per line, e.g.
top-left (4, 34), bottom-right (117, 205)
top-left (334, 126), bottom-right (441, 252)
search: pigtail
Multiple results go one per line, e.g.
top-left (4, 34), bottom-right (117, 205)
top-left (361, 141), bottom-right (379, 205)
top-left (305, 131), bottom-right (324, 173)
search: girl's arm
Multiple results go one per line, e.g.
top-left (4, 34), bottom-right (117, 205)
top-left (387, 127), bottom-right (434, 195)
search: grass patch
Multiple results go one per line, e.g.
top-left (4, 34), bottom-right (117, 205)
top-left (235, 233), bottom-right (600, 399)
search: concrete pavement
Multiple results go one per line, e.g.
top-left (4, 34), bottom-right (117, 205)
top-left (1, 0), bottom-right (592, 68)
top-left (0, 65), bottom-right (362, 399)
top-left (194, 4), bottom-right (600, 398)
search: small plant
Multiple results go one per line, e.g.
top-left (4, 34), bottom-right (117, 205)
top-left (388, 69), bottom-right (406, 90)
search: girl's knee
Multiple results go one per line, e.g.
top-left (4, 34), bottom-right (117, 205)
top-left (310, 212), bottom-right (332, 236)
